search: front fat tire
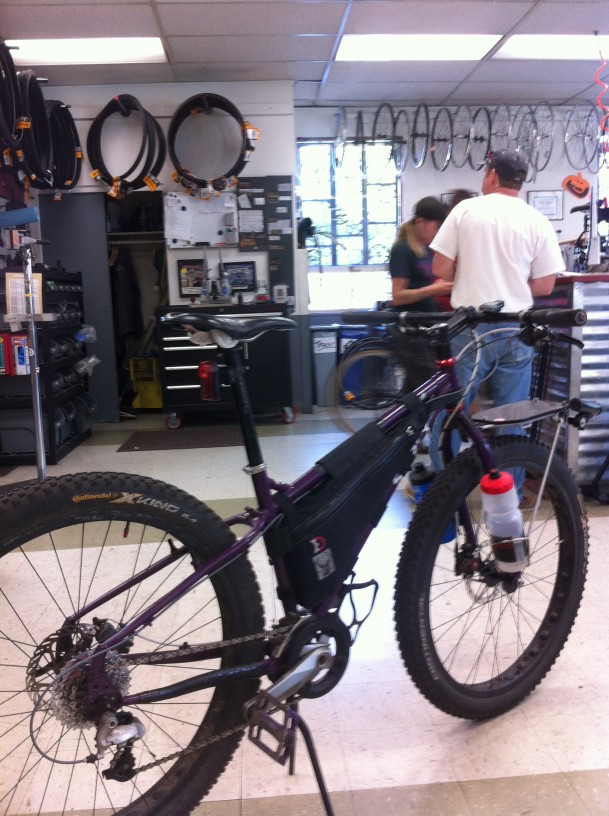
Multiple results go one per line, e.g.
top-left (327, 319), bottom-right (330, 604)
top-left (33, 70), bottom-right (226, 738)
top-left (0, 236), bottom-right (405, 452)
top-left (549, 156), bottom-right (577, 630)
top-left (0, 473), bottom-right (265, 816)
top-left (394, 437), bottom-right (588, 720)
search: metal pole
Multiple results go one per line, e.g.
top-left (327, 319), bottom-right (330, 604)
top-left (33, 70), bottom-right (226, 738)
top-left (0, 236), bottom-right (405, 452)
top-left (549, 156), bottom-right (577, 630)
top-left (22, 244), bottom-right (46, 481)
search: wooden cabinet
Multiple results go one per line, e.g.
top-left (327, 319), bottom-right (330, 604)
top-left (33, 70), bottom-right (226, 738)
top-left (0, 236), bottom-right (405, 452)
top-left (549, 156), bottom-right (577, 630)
top-left (0, 265), bottom-right (93, 465)
top-left (155, 304), bottom-right (292, 425)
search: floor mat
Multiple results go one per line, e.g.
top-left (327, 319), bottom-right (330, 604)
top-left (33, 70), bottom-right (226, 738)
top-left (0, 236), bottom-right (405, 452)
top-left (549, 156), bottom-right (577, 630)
top-left (117, 426), bottom-right (243, 452)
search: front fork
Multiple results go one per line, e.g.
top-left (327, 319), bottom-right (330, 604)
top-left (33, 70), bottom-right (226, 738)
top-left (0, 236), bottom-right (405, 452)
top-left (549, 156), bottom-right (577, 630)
top-left (445, 409), bottom-right (564, 576)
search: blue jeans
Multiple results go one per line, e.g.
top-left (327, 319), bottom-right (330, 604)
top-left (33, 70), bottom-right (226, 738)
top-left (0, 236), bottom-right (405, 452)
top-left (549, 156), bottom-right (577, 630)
top-left (429, 325), bottom-right (533, 474)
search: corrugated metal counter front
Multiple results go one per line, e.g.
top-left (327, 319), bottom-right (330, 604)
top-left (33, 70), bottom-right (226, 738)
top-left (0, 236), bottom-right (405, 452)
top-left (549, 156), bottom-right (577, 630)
top-left (534, 271), bottom-right (609, 487)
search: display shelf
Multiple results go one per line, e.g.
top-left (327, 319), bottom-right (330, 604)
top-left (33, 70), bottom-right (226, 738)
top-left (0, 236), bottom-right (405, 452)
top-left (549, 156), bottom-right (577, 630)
top-left (0, 265), bottom-right (92, 465)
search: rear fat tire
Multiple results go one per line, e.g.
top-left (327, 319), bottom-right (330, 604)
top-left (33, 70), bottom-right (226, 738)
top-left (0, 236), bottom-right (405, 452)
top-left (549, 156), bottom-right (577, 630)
top-left (394, 437), bottom-right (588, 719)
top-left (0, 472), bottom-right (265, 816)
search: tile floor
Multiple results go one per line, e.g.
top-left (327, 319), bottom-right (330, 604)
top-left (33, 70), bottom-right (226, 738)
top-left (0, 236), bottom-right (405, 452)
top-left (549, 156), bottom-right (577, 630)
top-left (1, 409), bottom-right (608, 816)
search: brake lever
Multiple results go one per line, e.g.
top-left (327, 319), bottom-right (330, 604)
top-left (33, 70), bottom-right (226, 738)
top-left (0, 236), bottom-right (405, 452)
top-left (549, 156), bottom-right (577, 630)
top-left (555, 332), bottom-right (584, 350)
top-left (520, 325), bottom-right (584, 350)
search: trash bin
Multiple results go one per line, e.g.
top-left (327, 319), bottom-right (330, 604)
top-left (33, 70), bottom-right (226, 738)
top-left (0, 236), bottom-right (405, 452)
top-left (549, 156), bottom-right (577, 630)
top-left (311, 326), bottom-right (338, 406)
top-left (338, 326), bottom-right (368, 356)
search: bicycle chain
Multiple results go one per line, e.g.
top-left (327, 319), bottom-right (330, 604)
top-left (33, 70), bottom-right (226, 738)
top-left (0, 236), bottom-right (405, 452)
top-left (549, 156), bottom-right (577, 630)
top-left (127, 623), bottom-right (292, 777)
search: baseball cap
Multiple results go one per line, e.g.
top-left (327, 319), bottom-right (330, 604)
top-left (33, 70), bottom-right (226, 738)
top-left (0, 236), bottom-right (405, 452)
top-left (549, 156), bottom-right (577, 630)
top-left (485, 149), bottom-right (528, 183)
top-left (413, 196), bottom-right (447, 223)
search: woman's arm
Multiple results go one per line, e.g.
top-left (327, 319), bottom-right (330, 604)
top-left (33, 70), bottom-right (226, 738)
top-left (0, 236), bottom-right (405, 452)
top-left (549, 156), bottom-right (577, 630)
top-left (391, 276), bottom-right (452, 306)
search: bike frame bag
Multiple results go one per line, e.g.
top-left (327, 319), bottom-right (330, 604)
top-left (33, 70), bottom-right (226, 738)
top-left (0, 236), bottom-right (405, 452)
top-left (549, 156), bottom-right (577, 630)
top-left (267, 393), bottom-right (426, 609)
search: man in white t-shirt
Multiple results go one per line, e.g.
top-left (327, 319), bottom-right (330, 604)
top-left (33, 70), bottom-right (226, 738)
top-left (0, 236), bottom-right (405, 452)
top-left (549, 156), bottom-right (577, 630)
top-left (428, 148), bottom-right (565, 472)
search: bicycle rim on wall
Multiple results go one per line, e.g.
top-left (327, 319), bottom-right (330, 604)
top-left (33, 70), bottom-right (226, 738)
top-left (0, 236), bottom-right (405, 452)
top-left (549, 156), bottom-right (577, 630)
top-left (326, 102), bottom-right (601, 177)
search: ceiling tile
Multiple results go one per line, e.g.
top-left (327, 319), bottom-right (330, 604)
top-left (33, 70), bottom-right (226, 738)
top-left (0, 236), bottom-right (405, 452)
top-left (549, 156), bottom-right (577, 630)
top-left (157, 2), bottom-right (346, 35)
top-left (166, 34), bottom-right (334, 62)
top-left (0, 3), bottom-right (160, 38)
top-left (345, 1), bottom-right (536, 34)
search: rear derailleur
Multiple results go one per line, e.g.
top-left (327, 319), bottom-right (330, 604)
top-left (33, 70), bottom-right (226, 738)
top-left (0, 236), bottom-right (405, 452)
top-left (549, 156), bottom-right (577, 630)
top-left (86, 710), bottom-right (146, 782)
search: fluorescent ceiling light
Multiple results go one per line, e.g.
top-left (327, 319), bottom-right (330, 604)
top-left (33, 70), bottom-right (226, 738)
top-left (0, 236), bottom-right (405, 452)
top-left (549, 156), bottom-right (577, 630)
top-left (335, 34), bottom-right (502, 62)
top-left (494, 34), bottom-right (609, 60)
top-left (6, 38), bottom-right (166, 66)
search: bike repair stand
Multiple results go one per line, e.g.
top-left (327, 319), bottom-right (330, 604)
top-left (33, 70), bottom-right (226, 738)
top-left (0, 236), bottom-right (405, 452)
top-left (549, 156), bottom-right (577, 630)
top-left (2, 207), bottom-right (54, 482)
top-left (247, 691), bottom-right (336, 816)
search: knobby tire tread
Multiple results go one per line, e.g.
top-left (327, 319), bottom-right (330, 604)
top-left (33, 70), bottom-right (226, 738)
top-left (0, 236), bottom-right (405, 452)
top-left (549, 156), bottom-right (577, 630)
top-left (0, 472), bottom-right (265, 816)
top-left (393, 437), bottom-right (587, 720)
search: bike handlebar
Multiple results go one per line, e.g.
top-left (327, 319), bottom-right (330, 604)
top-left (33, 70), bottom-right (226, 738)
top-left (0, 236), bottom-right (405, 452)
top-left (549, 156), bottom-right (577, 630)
top-left (341, 306), bottom-right (587, 333)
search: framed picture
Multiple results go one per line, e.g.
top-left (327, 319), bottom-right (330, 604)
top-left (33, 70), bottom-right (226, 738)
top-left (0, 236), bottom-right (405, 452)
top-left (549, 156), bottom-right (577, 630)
top-left (527, 190), bottom-right (563, 221)
top-left (440, 191), bottom-right (478, 208)
top-left (222, 261), bottom-right (257, 292)
top-left (177, 258), bottom-right (206, 297)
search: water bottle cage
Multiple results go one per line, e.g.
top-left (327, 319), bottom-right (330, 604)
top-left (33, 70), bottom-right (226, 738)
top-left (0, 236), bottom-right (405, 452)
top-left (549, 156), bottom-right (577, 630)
top-left (489, 535), bottom-right (530, 574)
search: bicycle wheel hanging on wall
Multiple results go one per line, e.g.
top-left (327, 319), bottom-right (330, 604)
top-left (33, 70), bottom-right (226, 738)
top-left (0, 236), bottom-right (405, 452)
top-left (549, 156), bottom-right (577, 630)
top-left (430, 107), bottom-right (453, 171)
top-left (508, 105), bottom-right (530, 152)
top-left (372, 102), bottom-right (395, 165)
top-left (411, 103), bottom-right (430, 168)
top-left (564, 101), bottom-right (600, 171)
top-left (468, 106), bottom-right (491, 170)
top-left (332, 106), bottom-right (348, 170)
top-left (532, 101), bottom-right (554, 172)
top-left (450, 105), bottom-right (472, 168)
top-left (516, 105), bottom-right (538, 164)
top-left (490, 104), bottom-right (511, 152)
top-left (392, 108), bottom-right (410, 173)
top-left (168, 93), bottom-right (259, 194)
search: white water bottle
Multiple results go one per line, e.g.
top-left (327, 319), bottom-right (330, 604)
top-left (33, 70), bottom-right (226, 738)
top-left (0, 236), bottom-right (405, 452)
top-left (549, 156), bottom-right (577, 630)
top-left (479, 470), bottom-right (528, 573)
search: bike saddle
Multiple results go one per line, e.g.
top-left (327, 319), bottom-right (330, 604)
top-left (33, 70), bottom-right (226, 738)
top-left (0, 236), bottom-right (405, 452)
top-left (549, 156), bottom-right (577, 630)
top-left (162, 312), bottom-right (296, 341)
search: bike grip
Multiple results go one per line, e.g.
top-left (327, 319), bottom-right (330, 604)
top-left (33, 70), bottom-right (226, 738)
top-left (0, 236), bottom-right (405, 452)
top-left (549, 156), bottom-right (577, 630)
top-left (525, 308), bottom-right (587, 327)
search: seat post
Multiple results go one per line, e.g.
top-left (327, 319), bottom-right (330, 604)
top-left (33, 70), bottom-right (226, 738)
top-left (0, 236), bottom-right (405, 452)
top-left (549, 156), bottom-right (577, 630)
top-left (224, 345), bottom-right (265, 469)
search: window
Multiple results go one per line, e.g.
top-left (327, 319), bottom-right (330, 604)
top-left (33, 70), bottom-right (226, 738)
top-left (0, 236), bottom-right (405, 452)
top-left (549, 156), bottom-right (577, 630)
top-left (297, 140), bottom-right (401, 309)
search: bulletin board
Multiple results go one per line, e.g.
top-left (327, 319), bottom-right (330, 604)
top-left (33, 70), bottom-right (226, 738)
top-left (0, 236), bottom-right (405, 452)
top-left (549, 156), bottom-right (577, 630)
top-left (164, 191), bottom-right (238, 248)
top-left (236, 177), bottom-right (268, 250)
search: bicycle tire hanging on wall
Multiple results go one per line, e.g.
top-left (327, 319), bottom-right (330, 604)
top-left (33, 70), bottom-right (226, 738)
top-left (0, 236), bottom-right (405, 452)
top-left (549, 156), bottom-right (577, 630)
top-left (167, 93), bottom-right (259, 195)
top-left (13, 70), bottom-right (53, 192)
top-left (45, 100), bottom-right (83, 194)
top-left (87, 94), bottom-right (166, 199)
top-left (0, 39), bottom-right (23, 155)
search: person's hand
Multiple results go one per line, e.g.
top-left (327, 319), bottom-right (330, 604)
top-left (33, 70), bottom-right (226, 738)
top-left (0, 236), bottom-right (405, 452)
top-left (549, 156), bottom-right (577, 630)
top-left (431, 279), bottom-right (453, 296)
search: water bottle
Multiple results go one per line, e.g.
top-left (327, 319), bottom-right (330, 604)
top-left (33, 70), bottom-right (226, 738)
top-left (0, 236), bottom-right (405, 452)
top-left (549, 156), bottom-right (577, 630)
top-left (219, 268), bottom-right (230, 300)
top-left (408, 462), bottom-right (455, 542)
top-left (479, 469), bottom-right (528, 573)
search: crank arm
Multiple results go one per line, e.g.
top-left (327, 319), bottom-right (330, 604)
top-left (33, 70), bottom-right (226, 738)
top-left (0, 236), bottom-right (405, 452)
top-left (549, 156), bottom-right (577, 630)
top-left (261, 643), bottom-right (332, 704)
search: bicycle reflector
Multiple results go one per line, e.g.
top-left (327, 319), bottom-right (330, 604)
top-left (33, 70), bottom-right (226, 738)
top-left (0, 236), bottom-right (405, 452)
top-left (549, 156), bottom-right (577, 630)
top-left (198, 361), bottom-right (220, 402)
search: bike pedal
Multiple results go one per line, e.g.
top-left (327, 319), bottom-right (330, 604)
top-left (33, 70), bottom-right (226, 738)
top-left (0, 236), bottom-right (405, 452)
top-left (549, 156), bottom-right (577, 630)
top-left (246, 692), bottom-right (298, 767)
